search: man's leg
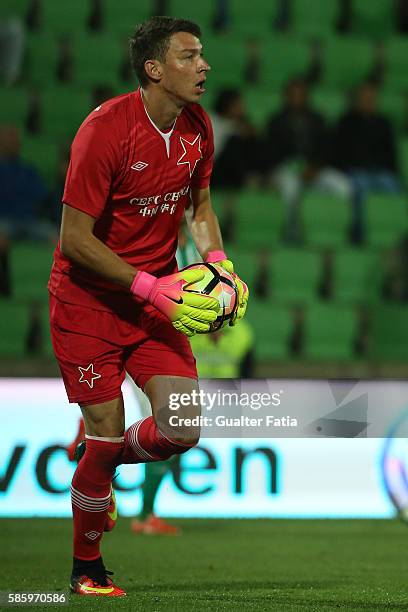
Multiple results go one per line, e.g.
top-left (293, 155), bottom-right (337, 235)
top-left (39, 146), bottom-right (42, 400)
top-left (121, 375), bottom-right (200, 464)
top-left (70, 396), bottom-right (125, 595)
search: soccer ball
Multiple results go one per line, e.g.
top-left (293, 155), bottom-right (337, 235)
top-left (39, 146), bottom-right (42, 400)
top-left (182, 262), bottom-right (238, 332)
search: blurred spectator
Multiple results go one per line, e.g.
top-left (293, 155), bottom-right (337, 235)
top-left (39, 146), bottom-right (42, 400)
top-left (304, 38), bottom-right (323, 87)
top-left (0, 17), bottom-right (25, 85)
top-left (42, 145), bottom-right (70, 228)
top-left (333, 81), bottom-right (401, 243)
top-left (56, 35), bottom-right (73, 83)
top-left (87, 0), bottom-right (104, 32)
top-left (367, 42), bottom-right (387, 88)
top-left (336, 0), bottom-right (353, 34)
top-left (0, 126), bottom-right (53, 295)
top-left (211, 88), bottom-right (263, 189)
top-left (265, 78), bottom-right (352, 242)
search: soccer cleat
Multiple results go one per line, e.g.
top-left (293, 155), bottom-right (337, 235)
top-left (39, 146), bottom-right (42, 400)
top-left (131, 514), bottom-right (180, 535)
top-left (73, 440), bottom-right (118, 532)
top-left (70, 570), bottom-right (126, 597)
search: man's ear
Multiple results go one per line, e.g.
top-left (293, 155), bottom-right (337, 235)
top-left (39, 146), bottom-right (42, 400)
top-left (144, 59), bottom-right (163, 82)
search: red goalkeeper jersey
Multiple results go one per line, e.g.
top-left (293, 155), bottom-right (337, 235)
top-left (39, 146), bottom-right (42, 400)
top-left (48, 88), bottom-right (214, 312)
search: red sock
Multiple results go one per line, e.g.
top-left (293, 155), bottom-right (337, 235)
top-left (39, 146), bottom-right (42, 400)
top-left (71, 437), bottom-right (124, 561)
top-left (121, 417), bottom-right (194, 464)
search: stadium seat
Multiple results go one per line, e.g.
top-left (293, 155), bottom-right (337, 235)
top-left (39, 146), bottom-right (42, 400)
top-left (269, 248), bottom-right (322, 304)
top-left (244, 89), bottom-right (280, 130)
top-left (11, 241), bottom-right (55, 302)
top-left (323, 38), bottom-right (372, 90)
top-left (292, 0), bottom-right (338, 36)
top-left (1, 86), bottom-right (29, 128)
top-left (204, 37), bottom-right (247, 88)
top-left (332, 248), bottom-right (382, 305)
top-left (104, 0), bottom-right (151, 35)
top-left (399, 139), bottom-right (408, 186)
top-left (353, 0), bottom-right (393, 38)
top-left (303, 302), bottom-right (358, 360)
top-left (0, 299), bottom-right (29, 357)
top-left (41, 87), bottom-right (92, 141)
top-left (370, 304), bottom-right (408, 361)
top-left (72, 34), bottom-right (124, 88)
top-left (312, 90), bottom-right (345, 124)
top-left (230, 0), bottom-right (275, 36)
top-left (385, 39), bottom-right (408, 91)
top-left (246, 299), bottom-right (293, 360)
top-left (0, 0), bottom-right (29, 19)
top-left (26, 34), bottom-right (59, 86)
top-left (40, 0), bottom-right (89, 34)
top-left (225, 244), bottom-right (260, 291)
top-left (379, 91), bottom-right (405, 131)
top-left (170, 1), bottom-right (214, 31)
top-left (262, 38), bottom-right (309, 89)
top-left (20, 138), bottom-right (59, 186)
top-left (301, 192), bottom-right (350, 248)
top-left (235, 191), bottom-right (285, 249)
top-left (366, 193), bottom-right (407, 249)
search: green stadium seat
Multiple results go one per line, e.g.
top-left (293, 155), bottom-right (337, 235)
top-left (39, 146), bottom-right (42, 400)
top-left (370, 304), bottom-right (408, 361)
top-left (323, 38), bottom-right (372, 90)
top-left (11, 241), bottom-right (55, 302)
top-left (366, 193), bottom-right (408, 249)
top-left (385, 39), bottom-right (408, 91)
top-left (246, 299), bottom-right (293, 360)
top-left (225, 244), bottom-right (259, 291)
top-left (353, 0), bottom-right (393, 38)
top-left (104, 0), bottom-right (152, 36)
top-left (204, 37), bottom-right (247, 88)
top-left (73, 34), bottom-right (123, 88)
top-left (292, 0), bottom-right (338, 36)
top-left (170, 1), bottom-right (214, 31)
top-left (41, 303), bottom-right (54, 357)
top-left (302, 192), bottom-right (350, 248)
top-left (0, 0), bottom-right (29, 19)
top-left (20, 137), bottom-right (59, 186)
top-left (244, 89), bottom-right (279, 129)
top-left (230, 0), bottom-right (275, 36)
top-left (41, 0), bottom-right (89, 34)
top-left (26, 34), bottom-right (59, 87)
top-left (235, 191), bottom-right (285, 249)
top-left (0, 299), bottom-right (29, 357)
top-left (269, 248), bottom-right (322, 304)
top-left (1, 86), bottom-right (29, 128)
top-left (262, 38), bottom-right (309, 89)
top-left (303, 302), bottom-right (358, 360)
top-left (399, 139), bottom-right (408, 186)
top-left (332, 248), bottom-right (382, 305)
top-left (312, 90), bottom-right (345, 124)
top-left (41, 87), bottom-right (92, 141)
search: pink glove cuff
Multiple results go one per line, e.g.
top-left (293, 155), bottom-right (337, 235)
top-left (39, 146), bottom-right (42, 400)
top-left (206, 250), bottom-right (227, 263)
top-left (130, 270), bottom-right (156, 301)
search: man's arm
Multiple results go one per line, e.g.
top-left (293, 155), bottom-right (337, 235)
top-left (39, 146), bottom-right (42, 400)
top-left (189, 186), bottom-right (223, 259)
top-left (60, 204), bottom-right (138, 289)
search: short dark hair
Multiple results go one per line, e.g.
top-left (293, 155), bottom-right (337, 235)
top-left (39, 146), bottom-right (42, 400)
top-left (129, 16), bottom-right (201, 86)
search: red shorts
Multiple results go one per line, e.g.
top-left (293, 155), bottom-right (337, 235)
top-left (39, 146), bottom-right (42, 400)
top-left (49, 294), bottom-right (197, 405)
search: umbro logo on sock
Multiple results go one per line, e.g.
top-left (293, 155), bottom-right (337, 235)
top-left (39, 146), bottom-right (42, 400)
top-left (85, 531), bottom-right (101, 540)
top-left (131, 161), bottom-right (148, 171)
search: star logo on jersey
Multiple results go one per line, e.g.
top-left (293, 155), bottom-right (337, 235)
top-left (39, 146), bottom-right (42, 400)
top-left (78, 363), bottom-right (102, 389)
top-left (177, 134), bottom-right (202, 177)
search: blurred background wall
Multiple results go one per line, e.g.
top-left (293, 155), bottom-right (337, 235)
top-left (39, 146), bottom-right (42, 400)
top-left (1, 0), bottom-right (408, 378)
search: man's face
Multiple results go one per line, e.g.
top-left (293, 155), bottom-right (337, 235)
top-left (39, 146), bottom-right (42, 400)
top-left (158, 31), bottom-right (210, 104)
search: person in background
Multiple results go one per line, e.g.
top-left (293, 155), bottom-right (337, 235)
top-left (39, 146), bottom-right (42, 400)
top-left (333, 81), bottom-right (401, 243)
top-left (0, 125), bottom-right (52, 296)
top-left (265, 77), bottom-right (352, 242)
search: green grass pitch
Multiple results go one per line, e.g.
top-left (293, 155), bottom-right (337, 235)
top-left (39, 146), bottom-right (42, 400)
top-left (1, 518), bottom-right (408, 611)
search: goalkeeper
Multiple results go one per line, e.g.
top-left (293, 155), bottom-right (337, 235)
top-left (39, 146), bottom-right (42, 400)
top-left (48, 15), bottom-right (248, 597)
